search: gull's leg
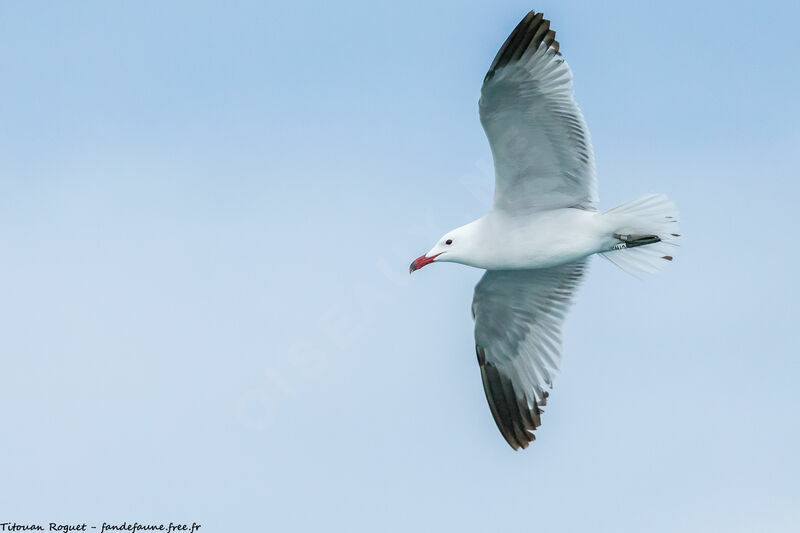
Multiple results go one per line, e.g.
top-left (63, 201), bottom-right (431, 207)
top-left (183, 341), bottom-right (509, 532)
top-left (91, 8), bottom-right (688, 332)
top-left (610, 233), bottom-right (664, 251)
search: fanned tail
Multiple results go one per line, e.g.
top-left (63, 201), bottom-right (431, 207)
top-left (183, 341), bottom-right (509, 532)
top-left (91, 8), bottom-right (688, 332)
top-left (600, 194), bottom-right (680, 276)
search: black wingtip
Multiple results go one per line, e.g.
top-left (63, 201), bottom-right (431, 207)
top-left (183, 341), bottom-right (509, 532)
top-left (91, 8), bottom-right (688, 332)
top-left (477, 345), bottom-right (543, 451)
top-left (484, 11), bottom-right (562, 83)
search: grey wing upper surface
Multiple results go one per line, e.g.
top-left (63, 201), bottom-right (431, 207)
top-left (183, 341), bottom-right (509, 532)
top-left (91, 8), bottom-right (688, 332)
top-left (479, 11), bottom-right (597, 214)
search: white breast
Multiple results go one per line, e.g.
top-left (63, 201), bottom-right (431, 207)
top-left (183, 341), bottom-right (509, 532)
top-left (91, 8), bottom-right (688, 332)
top-left (469, 209), bottom-right (608, 270)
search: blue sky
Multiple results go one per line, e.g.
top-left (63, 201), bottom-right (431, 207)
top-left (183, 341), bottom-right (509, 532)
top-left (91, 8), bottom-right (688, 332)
top-left (1, 1), bottom-right (798, 531)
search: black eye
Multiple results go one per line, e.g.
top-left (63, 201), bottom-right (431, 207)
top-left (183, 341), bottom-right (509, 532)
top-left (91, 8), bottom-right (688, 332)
top-left (445, 239), bottom-right (453, 245)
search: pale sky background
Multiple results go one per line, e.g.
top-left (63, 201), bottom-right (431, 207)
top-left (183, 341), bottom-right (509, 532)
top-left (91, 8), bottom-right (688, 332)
top-left (1, 1), bottom-right (799, 531)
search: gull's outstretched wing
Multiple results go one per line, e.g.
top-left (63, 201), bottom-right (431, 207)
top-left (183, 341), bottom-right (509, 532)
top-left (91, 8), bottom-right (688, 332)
top-left (472, 260), bottom-right (588, 449)
top-left (480, 11), bottom-right (597, 214)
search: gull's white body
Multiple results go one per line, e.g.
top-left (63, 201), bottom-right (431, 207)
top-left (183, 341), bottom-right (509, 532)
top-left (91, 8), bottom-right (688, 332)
top-left (410, 10), bottom-right (680, 450)
top-left (429, 203), bottom-right (677, 271)
top-left (432, 208), bottom-right (610, 270)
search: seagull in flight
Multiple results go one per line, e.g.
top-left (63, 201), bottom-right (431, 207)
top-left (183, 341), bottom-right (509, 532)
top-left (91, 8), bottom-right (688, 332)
top-left (409, 10), bottom-right (680, 450)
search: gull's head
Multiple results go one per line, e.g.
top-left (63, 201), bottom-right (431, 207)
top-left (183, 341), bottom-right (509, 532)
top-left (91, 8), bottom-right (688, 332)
top-left (409, 225), bottom-right (473, 273)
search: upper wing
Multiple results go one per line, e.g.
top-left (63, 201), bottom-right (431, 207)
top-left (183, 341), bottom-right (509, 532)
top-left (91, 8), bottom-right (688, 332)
top-left (480, 11), bottom-right (597, 214)
top-left (472, 260), bottom-right (588, 450)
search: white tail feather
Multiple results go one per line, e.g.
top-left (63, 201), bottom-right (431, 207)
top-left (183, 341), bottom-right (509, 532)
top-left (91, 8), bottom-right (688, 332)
top-left (600, 194), bottom-right (680, 276)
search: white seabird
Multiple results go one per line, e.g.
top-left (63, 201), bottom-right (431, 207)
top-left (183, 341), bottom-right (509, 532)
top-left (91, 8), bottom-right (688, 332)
top-left (410, 10), bottom-right (680, 450)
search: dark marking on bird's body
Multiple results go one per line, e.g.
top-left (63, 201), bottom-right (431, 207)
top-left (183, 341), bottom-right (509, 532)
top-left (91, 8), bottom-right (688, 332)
top-left (613, 233), bottom-right (662, 248)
